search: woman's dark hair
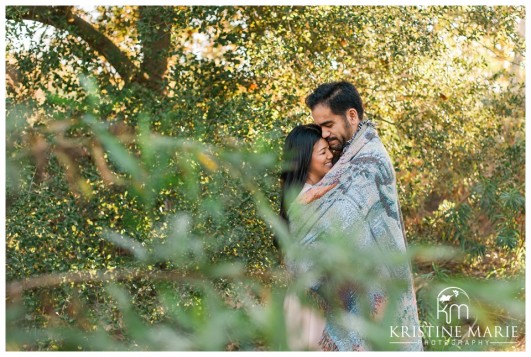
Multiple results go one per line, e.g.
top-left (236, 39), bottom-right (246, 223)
top-left (279, 123), bottom-right (322, 223)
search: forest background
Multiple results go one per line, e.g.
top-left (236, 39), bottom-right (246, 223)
top-left (4, 5), bottom-right (526, 351)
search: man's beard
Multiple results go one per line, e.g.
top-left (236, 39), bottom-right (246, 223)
top-left (328, 118), bottom-right (353, 151)
top-left (327, 138), bottom-right (343, 151)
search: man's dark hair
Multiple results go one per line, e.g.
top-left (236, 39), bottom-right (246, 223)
top-left (305, 81), bottom-right (364, 121)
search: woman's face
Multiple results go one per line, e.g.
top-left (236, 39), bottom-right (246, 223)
top-left (308, 138), bottom-right (334, 184)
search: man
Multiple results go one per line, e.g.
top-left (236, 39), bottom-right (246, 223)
top-left (306, 81), bottom-right (365, 159)
top-left (289, 81), bottom-right (422, 351)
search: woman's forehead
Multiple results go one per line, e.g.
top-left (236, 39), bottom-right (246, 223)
top-left (314, 138), bottom-right (329, 150)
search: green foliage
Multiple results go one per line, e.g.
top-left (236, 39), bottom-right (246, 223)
top-left (5, 5), bottom-right (525, 351)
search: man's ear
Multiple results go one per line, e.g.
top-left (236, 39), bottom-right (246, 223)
top-left (346, 108), bottom-right (359, 125)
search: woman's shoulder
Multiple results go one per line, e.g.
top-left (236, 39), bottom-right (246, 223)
top-left (300, 183), bottom-right (313, 194)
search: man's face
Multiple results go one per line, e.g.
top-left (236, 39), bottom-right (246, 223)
top-left (311, 104), bottom-right (359, 151)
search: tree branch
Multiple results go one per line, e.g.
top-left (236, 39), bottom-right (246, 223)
top-left (7, 6), bottom-right (138, 84)
top-left (6, 268), bottom-right (197, 300)
top-left (6, 265), bottom-right (278, 301)
top-left (136, 6), bottom-right (172, 93)
top-left (365, 112), bottom-right (396, 126)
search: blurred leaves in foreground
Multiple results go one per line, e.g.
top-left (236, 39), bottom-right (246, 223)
top-left (6, 95), bottom-right (524, 350)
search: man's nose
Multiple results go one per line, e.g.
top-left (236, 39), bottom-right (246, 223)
top-left (322, 130), bottom-right (330, 139)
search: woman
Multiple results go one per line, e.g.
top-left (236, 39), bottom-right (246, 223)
top-left (280, 124), bottom-right (334, 222)
top-left (280, 124), bottom-right (333, 350)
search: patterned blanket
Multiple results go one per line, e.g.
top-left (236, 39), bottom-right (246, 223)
top-left (287, 122), bottom-right (423, 351)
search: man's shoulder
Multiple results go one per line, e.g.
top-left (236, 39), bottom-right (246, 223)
top-left (358, 133), bottom-right (390, 157)
top-left (352, 136), bottom-right (395, 178)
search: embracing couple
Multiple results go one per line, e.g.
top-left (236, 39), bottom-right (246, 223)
top-left (280, 81), bottom-right (423, 351)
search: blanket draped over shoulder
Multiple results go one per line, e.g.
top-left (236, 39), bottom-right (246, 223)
top-left (286, 122), bottom-right (423, 351)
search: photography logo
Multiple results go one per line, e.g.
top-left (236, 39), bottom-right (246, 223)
top-left (389, 286), bottom-right (519, 349)
top-left (436, 286), bottom-right (475, 325)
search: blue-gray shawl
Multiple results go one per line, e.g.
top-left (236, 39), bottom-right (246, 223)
top-left (287, 122), bottom-right (422, 351)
